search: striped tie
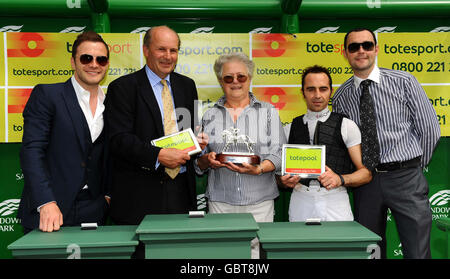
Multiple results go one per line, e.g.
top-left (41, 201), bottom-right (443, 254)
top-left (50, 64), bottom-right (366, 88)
top-left (161, 79), bottom-right (180, 179)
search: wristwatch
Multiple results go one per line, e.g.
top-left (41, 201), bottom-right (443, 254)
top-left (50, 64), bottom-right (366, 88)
top-left (338, 174), bottom-right (345, 186)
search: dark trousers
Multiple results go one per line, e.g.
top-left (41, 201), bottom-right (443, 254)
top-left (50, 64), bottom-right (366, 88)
top-left (64, 189), bottom-right (108, 226)
top-left (353, 167), bottom-right (432, 259)
top-left (160, 172), bottom-right (191, 214)
top-left (23, 189), bottom-right (108, 234)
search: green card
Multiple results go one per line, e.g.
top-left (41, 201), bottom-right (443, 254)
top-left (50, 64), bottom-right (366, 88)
top-left (151, 128), bottom-right (201, 155)
top-left (282, 144), bottom-right (326, 178)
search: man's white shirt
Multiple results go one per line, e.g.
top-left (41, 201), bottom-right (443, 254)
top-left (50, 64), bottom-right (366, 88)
top-left (71, 76), bottom-right (105, 143)
top-left (37, 77), bottom-right (105, 212)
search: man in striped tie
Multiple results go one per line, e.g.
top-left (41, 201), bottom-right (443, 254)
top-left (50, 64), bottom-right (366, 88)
top-left (105, 26), bottom-right (202, 259)
top-left (332, 28), bottom-right (440, 259)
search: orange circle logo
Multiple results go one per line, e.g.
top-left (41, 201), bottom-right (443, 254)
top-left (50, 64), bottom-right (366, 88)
top-left (264, 87), bottom-right (286, 110)
top-left (262, 34), bottom-right (286, 57)
top-left (20, 33), bottom-right (45, 57)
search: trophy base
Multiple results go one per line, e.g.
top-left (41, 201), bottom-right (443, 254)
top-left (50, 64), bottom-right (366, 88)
top-left (217, 153), bottom-right (260, 165)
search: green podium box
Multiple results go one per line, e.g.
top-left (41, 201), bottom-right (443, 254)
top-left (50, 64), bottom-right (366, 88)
top-left (136, 213), bottom-right (259, 259)
top-left (257, 221), bottom-right (382, 259)
top-left (8, 225), bottom-right (138, 259)
top-left (436, 217), bottom-right (450, 259)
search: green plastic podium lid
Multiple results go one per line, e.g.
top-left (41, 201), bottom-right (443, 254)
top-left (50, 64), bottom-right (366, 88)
top-left (8, 225), bottom-right (138, 250)
top-left (136, 213), bottom-right (259, 234)
top-left (257, 221), bottom-right (381, 243)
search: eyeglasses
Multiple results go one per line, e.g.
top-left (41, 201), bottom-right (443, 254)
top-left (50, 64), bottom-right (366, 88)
top-left (347, 41), bottom-right (375, 53)
top-left (79, 54), bottom-right (109, 66)
top-left (222, 74), bottom-right (248, 84)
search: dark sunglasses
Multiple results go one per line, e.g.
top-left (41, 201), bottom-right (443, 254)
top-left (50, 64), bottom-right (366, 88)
top-left (222, 74), bottom-right (248, 84)
top-left (347, 41), bottom-right (375, 53)
top-left (79, 54), bottom-right (109, 66)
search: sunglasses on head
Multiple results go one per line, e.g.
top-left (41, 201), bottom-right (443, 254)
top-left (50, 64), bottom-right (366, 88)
top-left (347, 41), bottom-right (375, 53)
top-left (79, 54), bottom-right (109, 66)
top-left (222, 74), bottom-right (248, 84)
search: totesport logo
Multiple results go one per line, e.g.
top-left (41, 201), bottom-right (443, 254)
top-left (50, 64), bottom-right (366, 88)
top-left (252, 33), bottom-right (302, 58)
top-left (7, 33), bottom-right (58, 57)
top-left (0, 199), bottom-right (20, 217)
top-left (253, 87), bottom-right (300, 111)
top-left (253, 34), bottom-right (294, 57)
top-left (262, 87), bottom-right (287, 110)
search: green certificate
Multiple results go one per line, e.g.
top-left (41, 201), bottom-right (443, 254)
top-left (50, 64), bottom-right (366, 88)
top-left (282, 144), bottom-right (326, 178)
top-left (151, 128), bottom-right (201, 155)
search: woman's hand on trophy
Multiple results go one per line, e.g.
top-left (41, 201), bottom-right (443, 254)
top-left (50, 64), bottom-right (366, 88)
top-left (208, 152), bottom-right (227, 169)
top-left (225, 162), bottom-right (259, 175)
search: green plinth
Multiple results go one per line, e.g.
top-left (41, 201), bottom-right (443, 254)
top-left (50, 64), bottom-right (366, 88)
top-left (436, 217), bottom-right (450, 259)
top-left (257, 221), bottom-right (382, 259)
top-left (136, 213), bottom-right (259, 259)
top-left (7, 225), bottom-right (138, 259)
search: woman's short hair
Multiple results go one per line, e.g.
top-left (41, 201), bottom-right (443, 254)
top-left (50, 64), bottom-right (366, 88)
top-left (213, 52), bottom-right (255, 81)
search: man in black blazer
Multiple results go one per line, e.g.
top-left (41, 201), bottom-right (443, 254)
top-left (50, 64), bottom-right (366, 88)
top-left (18, 31), bottom-right (111, 233)
top-left (104, 26), bottom-right (199, 227)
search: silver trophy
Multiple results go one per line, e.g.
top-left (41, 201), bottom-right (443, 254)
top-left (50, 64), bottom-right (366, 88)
top-left (217, 127), bottom-right (260, 165)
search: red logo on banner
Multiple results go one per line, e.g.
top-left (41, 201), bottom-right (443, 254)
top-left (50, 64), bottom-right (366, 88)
top-left (7, 33), bottom-right (46, 57)
top-left (263, 87), bottom-right (287, 110)
top-left (8, 89), bottom-right (32, 113)
top-left (252, 34), bottom-right (287, 57)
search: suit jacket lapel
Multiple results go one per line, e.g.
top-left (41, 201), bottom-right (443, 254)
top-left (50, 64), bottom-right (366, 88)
top-left (62, 79), bottom-right (91, 155)
top-left (136, 68), bottom-right (165, 137)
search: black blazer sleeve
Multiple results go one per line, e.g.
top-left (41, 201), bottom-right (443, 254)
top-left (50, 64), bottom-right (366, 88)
top-left (20, 84), bottom-right (56, 210)
top-left (104, 71), bottom-right (162, 171)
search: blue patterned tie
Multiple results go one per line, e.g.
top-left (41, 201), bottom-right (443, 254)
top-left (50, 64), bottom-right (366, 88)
top-left (359, 80), bottom-right (380, 171)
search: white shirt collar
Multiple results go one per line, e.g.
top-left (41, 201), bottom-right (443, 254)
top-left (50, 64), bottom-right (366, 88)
top-left (70, 76), bottom-right (105, 143)
top-left (71, 76), bottom-right (105, 104)
top-left (353, 65), bottom-right (380, 88)
top-left (304, 107), bottom-right (331, 122)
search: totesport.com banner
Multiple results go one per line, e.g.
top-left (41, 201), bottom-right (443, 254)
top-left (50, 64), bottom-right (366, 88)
top-left (0, 32), bottom-right (448, 142)
top-left (2, 32), bottom-right (141, 142)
